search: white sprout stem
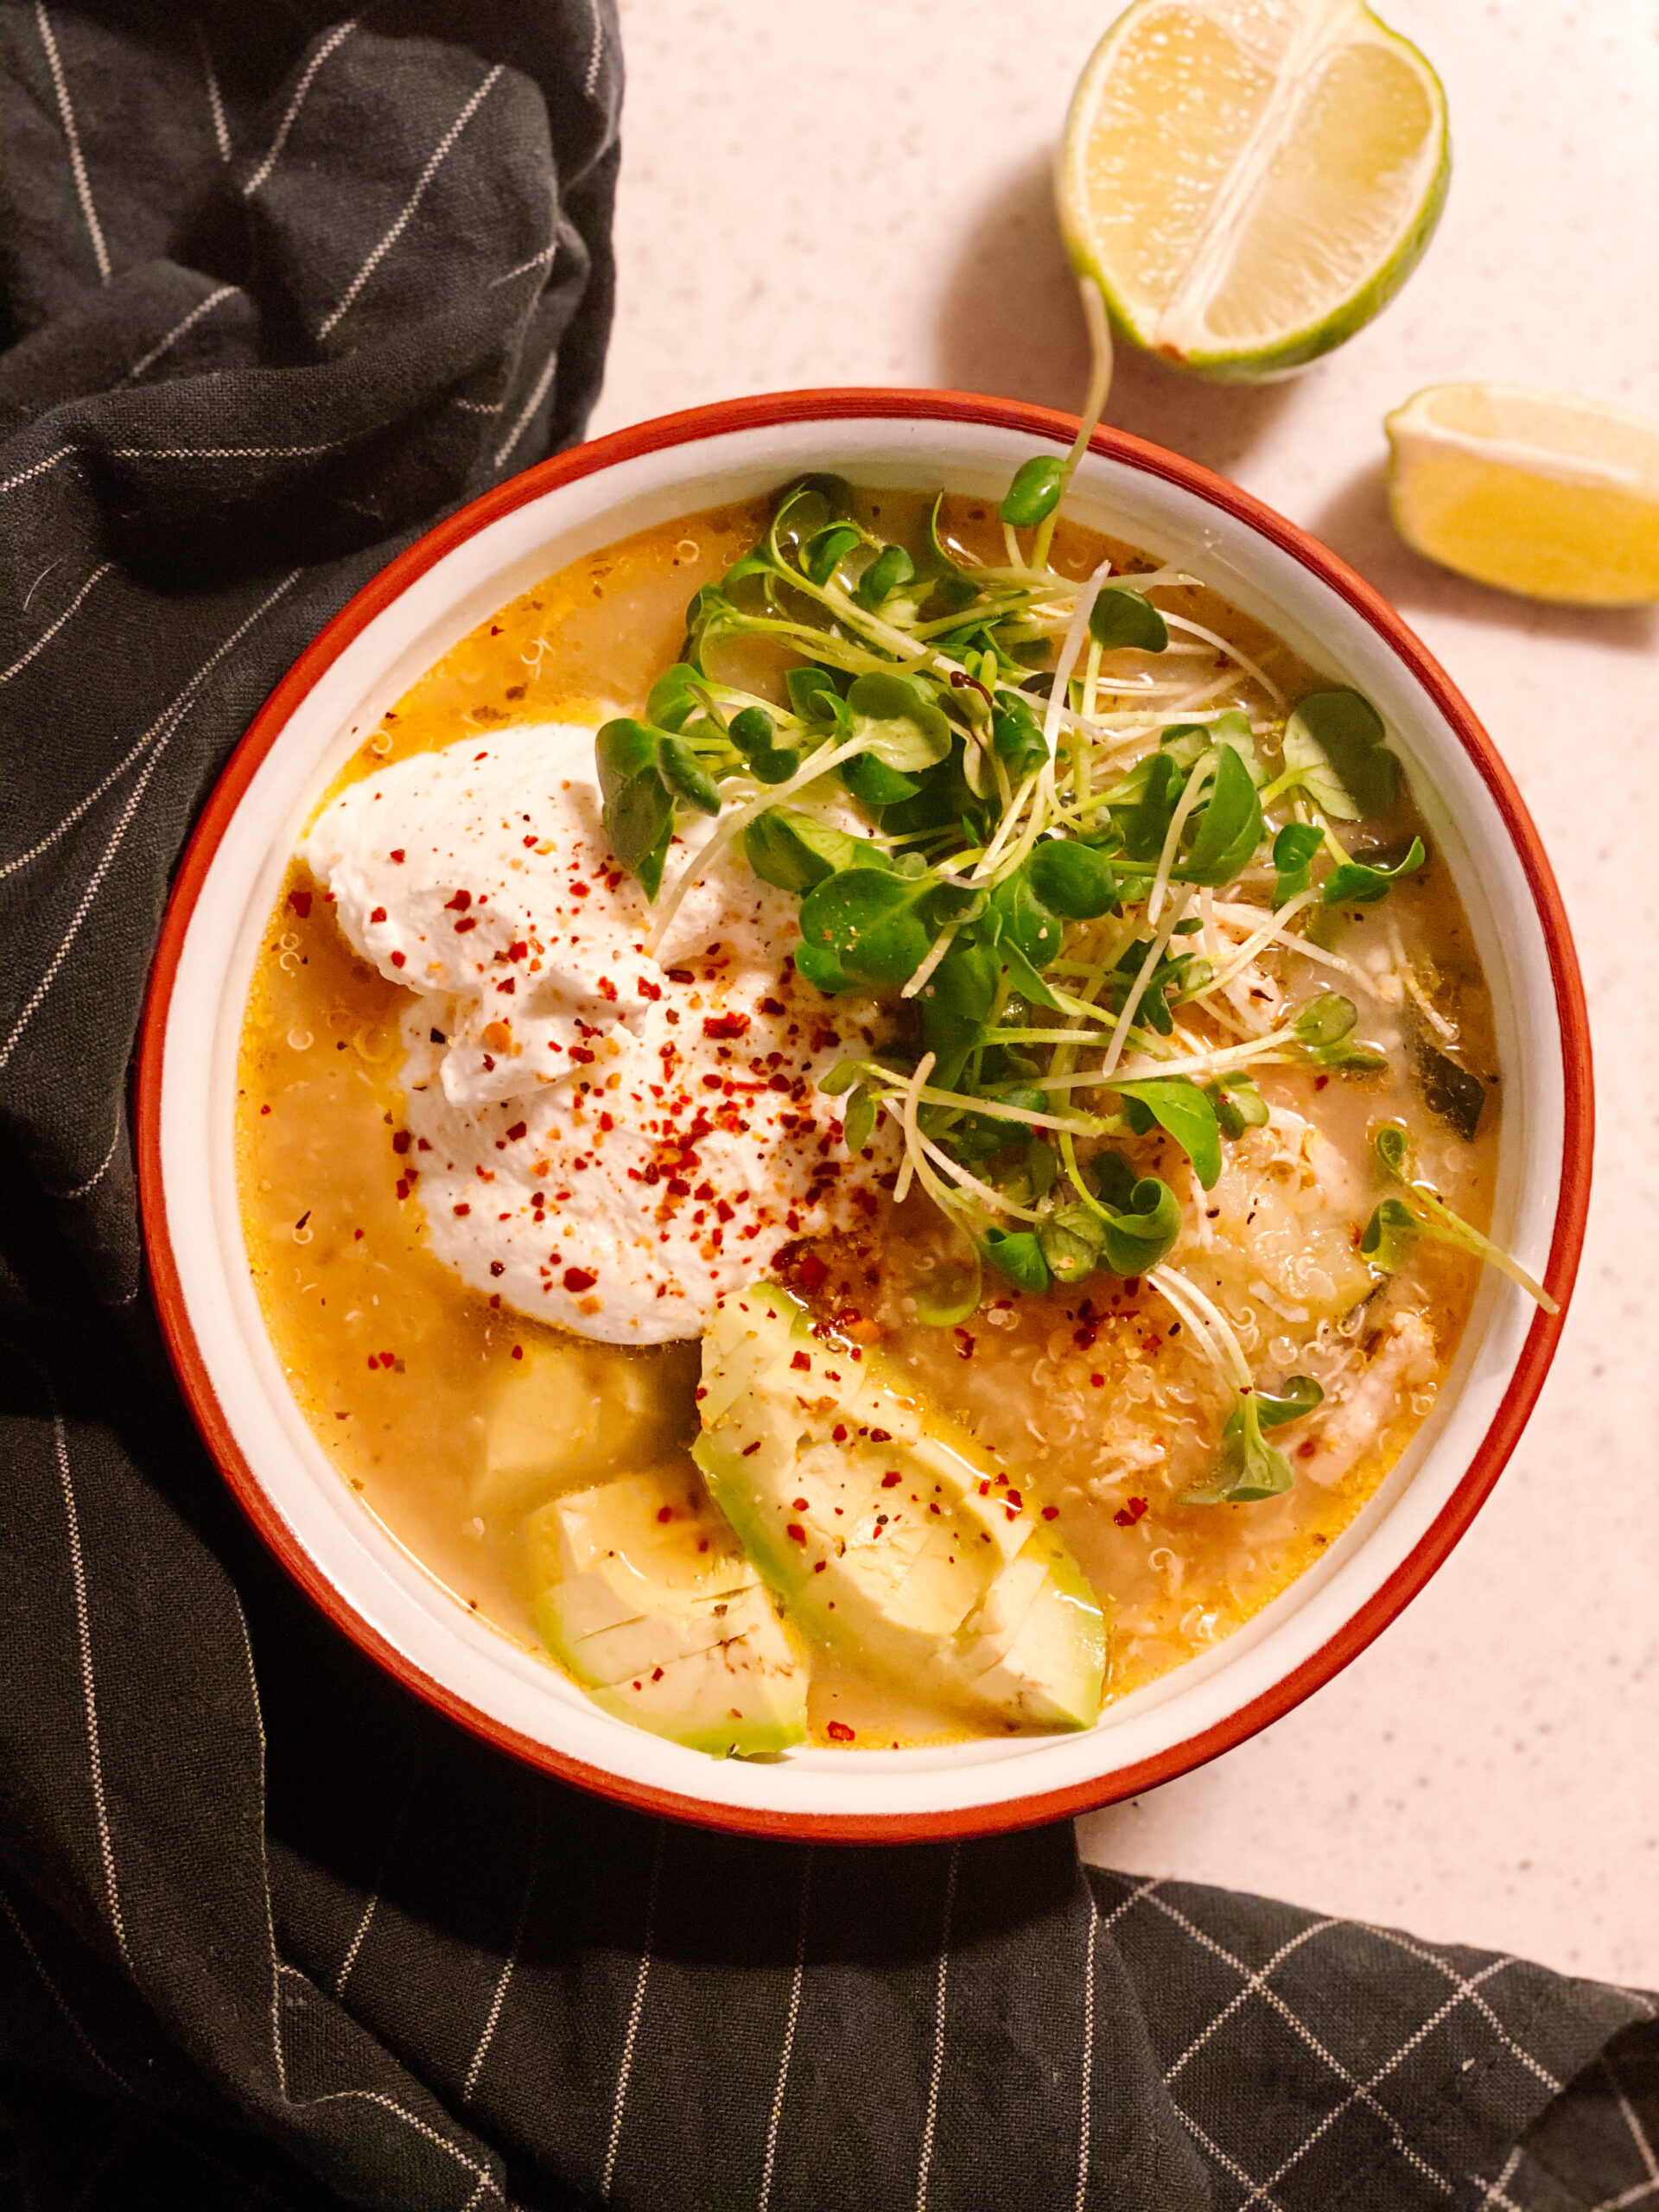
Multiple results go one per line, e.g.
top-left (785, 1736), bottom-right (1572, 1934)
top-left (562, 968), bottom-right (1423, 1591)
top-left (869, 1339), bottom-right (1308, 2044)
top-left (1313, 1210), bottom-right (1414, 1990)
top-left (645, 734), bottom-right (866, 955)
top-left (1115, 1027), bottom-right (1297, 1084)
top-left (1160, 613), bottom-right (1286, 709)
top-left (1205, 888), bottom-right (1320, 995)
top-left (971, 763), bottom-right (1045, 882)
top-left (1147, 755), bottom-right (1215, 930)
top-left (912, 1129), bottom-right (1042, 1223)
top-left (875, 1096), bottom-right (966, 1224)
top-left (1042, 556), bottom-right (1115, 762)
top-left (1096, 888), bottom-right (1194, 1087)
top-left (871, 1073), bottom-right (1107, 1137)
top-left (1149, 1265), bottom-right (1253, 1392)
top-left (900, 916), bottom-right (962, 1001)
top-left (893, 1050), bottom-right (936, 1205)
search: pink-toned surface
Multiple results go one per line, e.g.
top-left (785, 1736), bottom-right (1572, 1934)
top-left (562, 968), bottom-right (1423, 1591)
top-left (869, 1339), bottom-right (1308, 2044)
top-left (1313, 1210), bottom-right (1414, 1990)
top-left (598, 0), bottom-right (1658, 1978)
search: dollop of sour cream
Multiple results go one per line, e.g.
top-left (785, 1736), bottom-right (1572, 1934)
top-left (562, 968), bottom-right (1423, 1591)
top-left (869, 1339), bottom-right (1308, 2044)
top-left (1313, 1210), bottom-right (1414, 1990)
top-left (303, 723), bottom-right (895, 1342)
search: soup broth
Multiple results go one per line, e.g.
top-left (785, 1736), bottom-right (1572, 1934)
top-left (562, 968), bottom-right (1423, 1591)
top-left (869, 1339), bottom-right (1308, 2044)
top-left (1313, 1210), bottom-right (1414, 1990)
top-left (238, 491), bottom-right (1497, 1749)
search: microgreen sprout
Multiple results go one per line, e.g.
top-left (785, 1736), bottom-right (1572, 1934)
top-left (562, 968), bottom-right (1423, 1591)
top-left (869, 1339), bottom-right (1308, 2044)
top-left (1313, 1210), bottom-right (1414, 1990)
top-left (590, 291), bottom-right (1547, 1503)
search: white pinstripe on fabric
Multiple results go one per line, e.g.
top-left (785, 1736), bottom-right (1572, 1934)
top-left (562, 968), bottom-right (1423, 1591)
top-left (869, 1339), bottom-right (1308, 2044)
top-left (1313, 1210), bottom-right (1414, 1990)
top-left (1161, 1916), bottom-right (1340, 2083)
top-left (488, 239), bottom-right (560, 289)
top-left (914, 1841), bottom-right (960, 2212)
top-left (109, 442), bottom-right (339, 461)
top-left (1356, 1921), bottom-right (1563, 2093)
top-left (1605, 2055), bottom-right (1659, 2193)
top-left (1590, 2184), bottom-right (1659, 2211)
top-left (0, 443), bottom-right (80, 495)
top-left (601, 1821), bottom-right (666, 2204)
top-left (0, 560), bottom-right (114, 684)
top-left (242, 19), bottom-right (358, 200)
top-left (315, 63), bottom-right (505, 342)
top-left (582, 0), bottom-right (606, 102)
top-left (493, 346), bottom-right (559, 474)
top-left (1074, 1881), bottom-right (1099, 2212)
top-left (0, 568), bottom-right (300, 889)
top-left (124, 285), bottom-right (238, 383)
top-left (231, 1606), bottom-right (288, 2101)
top-left (34, 3), bottom-right (110, 283)
top-left (195, 21), bottom-right (232, 162)
top-left (756, 1847), bottom-right (813, 2212)
top-left (45, 1110), bottom-right (124, 1202)
top-left (0, 570), bottom-right (301, 1070)
top-left (462, 1802), bottom-right (543, 2103)
top-left (46, 1402), bottom-right (131, 1971)
top-left (1476, 2146), bottom-right (1525, 2209)
top-left (299, 2078), bottom-right (510, 2207)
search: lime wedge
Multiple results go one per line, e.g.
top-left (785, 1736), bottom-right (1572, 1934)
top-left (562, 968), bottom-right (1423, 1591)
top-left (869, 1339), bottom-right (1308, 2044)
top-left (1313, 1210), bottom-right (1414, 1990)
top-left (1058, 0), bottom-right (1449, 380)
top-left (1385, 384), bottom-right (1659, 606)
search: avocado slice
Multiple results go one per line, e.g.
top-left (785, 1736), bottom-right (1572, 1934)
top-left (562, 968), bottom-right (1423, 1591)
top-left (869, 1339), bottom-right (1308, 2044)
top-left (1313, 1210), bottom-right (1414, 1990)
top-left (691, 1286), bottom-right (1106, 1731)
top-left (525, 1466), bottom-right (808, 1756)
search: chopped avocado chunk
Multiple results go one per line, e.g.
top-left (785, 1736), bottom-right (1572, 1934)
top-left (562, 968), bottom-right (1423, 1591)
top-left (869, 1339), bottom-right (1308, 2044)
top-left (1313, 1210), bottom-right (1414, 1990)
top-left (692, 1285), bottom-right (1105, 1732)
top-left (525, 1466), bottom-right (808, 1757)
top-left (478, 1336), bottom-right (700, 1520)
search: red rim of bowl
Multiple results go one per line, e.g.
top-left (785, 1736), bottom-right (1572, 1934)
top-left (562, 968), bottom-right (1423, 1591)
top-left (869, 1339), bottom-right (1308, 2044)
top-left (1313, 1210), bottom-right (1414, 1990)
top-left (136, 389), bottom-right (1592, 1845)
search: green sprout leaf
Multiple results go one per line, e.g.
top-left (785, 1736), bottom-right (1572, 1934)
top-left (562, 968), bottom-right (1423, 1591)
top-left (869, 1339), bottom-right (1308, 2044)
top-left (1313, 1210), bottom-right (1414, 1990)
top-left (991, 697), bottom-right (1048, 781)
top-left (1253, 1375), bottom-right (1324, 1427)
top-left (856, 543), bottom-right (917, 610)
top-left (1000, 456), bottom-right (1066, 528)
top-left (1120, 749), bottom-right (1182, 862)
top-left (1293, 993), bottom-right (1358, 1048)
top-left (595, 719), bottom-right (674, 897)
top-left (1205, 1071), bottom-right (1269, 1139)
top-left (913, 1242), bottom-right (982, 1327)
top-left (793, 939), bottom-right (856, 995)
top-left (1179, 1396), bottom-right (1294, 1505)
top-left (645, 663), bottom-right (705, 733)
top-left (1089, 586), bottom-right (1168, 654)
top-left (1324, 836), bottom-right (1426, 906)
top-left (744, 808), bottom-right (867, 893)
top-left (981, 1227), bottom-right (1052, 1295)
top-left (1272, 821), bottom-right (1325, 900)
top-left (920, 939), bottom-right (999, 1078)
top-left (844, 671), bottom-right (952, 774)
top-left (799, 867), bottom-right (940, 985)
top-left (1276, 690), bottom-right (1401, 821)
top-left (1370, 1122), bottom-right (1558, 1311)
top-left (1112, 1077), bottom-right (1223, 1190)
top-left (786, 665), bottom-right (848, 726)
top-left (804, 522), bottom-right (861, 587)
top-left (982, 864), bottom-right (1065, 971)
top-left (1039, 1204), bottom-right (1105, 1286)
top-left (1180, 743), bottom-right (1264, 886)
top-left (656, 734), bottom-right (721, 817)
top-left (1029, 837), bottom-right (1119, 919)
top-left (1360, 1197), bottom-right (1420, 1272)
top-left (842, 1084), bottom-right (876, 1154)
top-left (842, 753), bottom-right (923, 809)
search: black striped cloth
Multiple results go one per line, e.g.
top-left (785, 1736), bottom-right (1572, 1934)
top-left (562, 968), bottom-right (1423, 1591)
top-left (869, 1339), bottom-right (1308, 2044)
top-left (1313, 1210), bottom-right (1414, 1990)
top-left (2, 9), bottom-right (1654, 2208)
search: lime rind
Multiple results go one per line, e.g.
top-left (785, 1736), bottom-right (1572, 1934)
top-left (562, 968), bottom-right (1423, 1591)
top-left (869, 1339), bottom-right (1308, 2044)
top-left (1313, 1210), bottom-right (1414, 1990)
top-left (1057, 0), bottom-right (1451, 383)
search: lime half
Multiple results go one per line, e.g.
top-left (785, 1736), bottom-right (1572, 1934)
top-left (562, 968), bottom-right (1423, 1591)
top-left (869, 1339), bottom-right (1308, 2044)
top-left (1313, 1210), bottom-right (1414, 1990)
top-left (1058, 0), bottom-right (1449, 381)
top-left (1386, 383), bottom-right (1659, 605)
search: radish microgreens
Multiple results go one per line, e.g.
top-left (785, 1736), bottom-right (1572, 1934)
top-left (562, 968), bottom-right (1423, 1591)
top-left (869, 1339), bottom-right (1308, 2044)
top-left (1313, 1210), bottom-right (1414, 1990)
top-left (590, 318), bottom-right (1553, 1503)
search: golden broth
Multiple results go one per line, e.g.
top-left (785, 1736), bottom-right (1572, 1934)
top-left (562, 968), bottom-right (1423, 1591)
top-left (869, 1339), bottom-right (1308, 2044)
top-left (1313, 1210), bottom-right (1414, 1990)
top-left (238, 493), bottom-right (1497, 1746)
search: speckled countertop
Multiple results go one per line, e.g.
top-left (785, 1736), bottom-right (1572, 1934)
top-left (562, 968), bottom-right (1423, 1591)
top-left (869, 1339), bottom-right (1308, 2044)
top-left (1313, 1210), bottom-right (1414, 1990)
top-left (593, 0), bottom-right (1659, 1986)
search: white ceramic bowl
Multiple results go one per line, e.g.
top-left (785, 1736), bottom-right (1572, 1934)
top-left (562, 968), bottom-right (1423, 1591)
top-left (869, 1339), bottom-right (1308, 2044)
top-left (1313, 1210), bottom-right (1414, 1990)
top-left (138, 393), bottom-right (1591, 1841)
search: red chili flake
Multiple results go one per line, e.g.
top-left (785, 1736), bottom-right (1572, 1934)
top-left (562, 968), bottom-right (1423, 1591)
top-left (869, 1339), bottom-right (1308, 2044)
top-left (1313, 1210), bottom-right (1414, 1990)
top-left (759, 997), bottom-right (786, 1016)
top-left (445, 890), bottom-right (472, 912)
top-left (792, 1497), bottom-right (810, 1511)
top-left (665, 968), bottom-right (695, 984)
top-left (368, 905), bottom-right (387, 925)
top-left (826, 1720), bottom-right (855, 1743)
top-left (454, 916), bottom-right (478, 933)
top-left (831, 1424), bottom-right (848, 1444)
top-left (813, 1560), bottom-right (828, 1573)
top-left (794, 1254), bottom-right (829, 1292)
top-left (657, 1505), bottom-right (675, 1523)
top-left (505, 1121), bottom-right (527, 1141)
top-left (391, 951), bottom-right (406, 969)
top-left (1005, 1490), bottom-right (1023, 1509)
top-left (790, 1351), bottom-right (811, 1371)
top-left (953, 1328), bottom-right (975, 1361)
top-left (523, 836), bottom-right (537, 849)
top-left (1297, 1438), bottom-right (1319, 1460)
top-left (453, 1203), bottom-right (471, 1217)
top-left (1314, 1073), bottom-right (1331, 1091)
top-left (702, 1011), bottom-right (750, 1040)
top-left (637, 978), bottom-right (662, 1001)
top-left (260, 1104), bottom-right (270, 1115)
top-left (741, 1441), bottom-right (761, 1457)
top-left (391, 1130), bottom-right (411, 1154)
top-left (652, 1667), bottom-right (664, 1681)
top-left (389, 849), bottom-right (405, 863)
top-left (287, 889), bottom-right (312, 918)
top-left (868, 1428), bottom-right (891, 1444)
top-left (569, 1046), bottom-right (594, 1065)
top-left (1041, 1504), bottom-right (1060, 1522)
top-left (511, 1345), bottom-right (524, 1362)
top-left (395, 1178), bottom-right (411, 1199)
top-left (1113, 1497), bottom-right (1149, 1528)
top-left (880, 1471), bottom-right (901, 1490)
top-left (1090, 1373), bottom-right (1105, 1388)
top-left (490, 1260), bottom-right (505, 1278)
top-left (563, 1266), bottom-right (597, 1293)
top-left (785, 1523), bottom-right (808, 1544)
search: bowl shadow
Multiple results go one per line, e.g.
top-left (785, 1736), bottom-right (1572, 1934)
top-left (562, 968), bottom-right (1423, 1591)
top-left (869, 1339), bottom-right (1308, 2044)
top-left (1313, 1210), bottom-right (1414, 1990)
top-left (1309, 462), bottom-right (1659, 652)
